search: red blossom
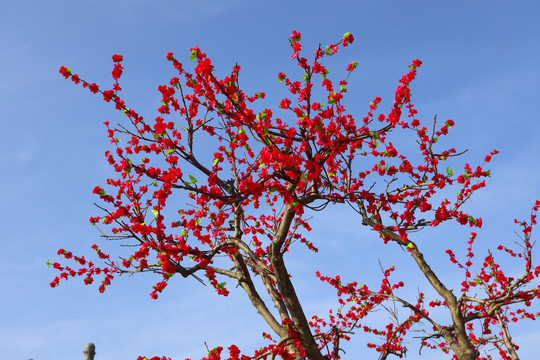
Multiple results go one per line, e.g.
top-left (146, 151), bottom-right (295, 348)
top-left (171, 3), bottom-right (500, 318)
top-left (342, 32), bottom-right (354, 46)
top-left (59, 66), bottom-right (71, 79)
top-left (290, 30), bottom-right (301, 42)
top-left (280, 98), bottom-right (291, 109)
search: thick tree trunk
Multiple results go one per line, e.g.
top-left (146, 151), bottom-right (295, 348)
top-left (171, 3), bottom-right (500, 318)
top-left (270, 205), bottom-right (326, 360)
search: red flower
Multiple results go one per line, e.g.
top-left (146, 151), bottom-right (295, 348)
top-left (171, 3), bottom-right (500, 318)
top-left (342, 32), bottom-right (354, 47)
top-left (102, 90), bottom-right (115, 102)
top-left (112, 54), bottom-right (123, 63)
top-left (385, 143), bottom-right (398, 157)
top-left (346, 61), bottom-right (358, 72)
top-left (88, 83), bottom-right (99, 94)
top-left (290, 30), bottom-right (301, 42)
top-left (59, 66), bottom-right (71, 79)
top-left (228, 345), bottom-right (241, 360)
top-left (195, 58), bottom-right (213, 78)
top-left (280, 98), bottom-right (292, 109)
top-left (71, 74), bottom-right (80, 84)
top-left (112, 63), bottom-right (123, 80)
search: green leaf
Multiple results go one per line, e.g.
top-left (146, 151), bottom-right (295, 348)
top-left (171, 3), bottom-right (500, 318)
top-left (343, 32), bottom-right (351, 39)
top-left (151, 209), bottom-right (159, 218)
top-left (262, 136), bottom-right (272, 147)
top-left (467, 215), bottom-right (477, 224)
top-left (213, 158), bottom-right (219, 166)
top-left (217, 281), bottom-right (226, 289)
top-left (325, 46), bottom-right (332, 56)
top-left (189, 175), bottom-right (198, 184)
top-left (446, 167), bottom-right (454, 176)
top-left (190, 49), bottom-right (197, 61)
top-left (46, 259), bottom-right (51, 268)
top-left (166, 149), bottom-right (174, 155)
top-left (269, 186), bottom-right (276, 192)
top-left (340, 84), bottom-right (346, 92)
top-left (124, 158), bottom-right (132, 174)
top-left (407, 242), bottom-right (415, 250)
top-left (181, 229), bottom-right (187, 236)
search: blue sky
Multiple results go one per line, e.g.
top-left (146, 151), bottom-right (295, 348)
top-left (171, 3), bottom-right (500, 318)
top-left (1, 1), bottom-right (540, 359)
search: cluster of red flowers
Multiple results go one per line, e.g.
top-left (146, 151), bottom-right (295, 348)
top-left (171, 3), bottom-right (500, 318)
top-left (52, 30), bottom-right (540, 360)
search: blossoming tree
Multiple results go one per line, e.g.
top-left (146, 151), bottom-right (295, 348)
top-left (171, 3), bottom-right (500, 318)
top-left (53, 31), bottom-right (540, 360)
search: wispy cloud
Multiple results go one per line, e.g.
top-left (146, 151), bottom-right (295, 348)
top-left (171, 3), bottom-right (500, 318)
top-left (1, 142), bottom-right (36, 165)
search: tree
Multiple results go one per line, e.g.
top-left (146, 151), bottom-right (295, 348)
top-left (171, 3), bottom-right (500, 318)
top-left (52, 31), bottom-right (540, 360)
